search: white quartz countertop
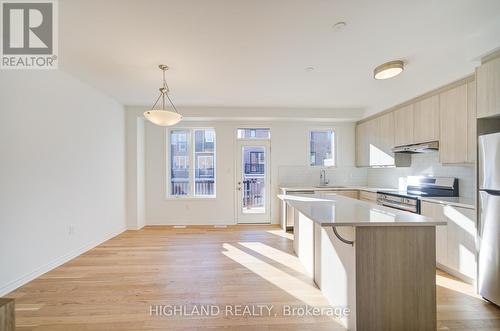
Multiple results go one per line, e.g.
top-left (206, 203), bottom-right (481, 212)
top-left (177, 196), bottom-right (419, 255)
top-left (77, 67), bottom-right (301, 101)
top-left (279, 186), bottom-right (475, 209)
top-left (278, 193), bottom-right (446, 227)
top-left (418, 196), bottom-right (475, 209)
top-left (279, 186), bottom-right (398, 193)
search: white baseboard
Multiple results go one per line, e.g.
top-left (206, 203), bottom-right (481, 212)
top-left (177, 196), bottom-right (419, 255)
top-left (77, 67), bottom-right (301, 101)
top-left (437, 263), bottom-right (475, 285)
top-left (0, 226), bottom-right (126, 297)
top-left (127, 224), bottom-right (145, 230)
top-left (146, 219), bottom-right (236, 226)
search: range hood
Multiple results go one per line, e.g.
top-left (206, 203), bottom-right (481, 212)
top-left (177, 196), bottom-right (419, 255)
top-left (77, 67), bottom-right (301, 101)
top-left (392, 141), bottom-right (439, 154)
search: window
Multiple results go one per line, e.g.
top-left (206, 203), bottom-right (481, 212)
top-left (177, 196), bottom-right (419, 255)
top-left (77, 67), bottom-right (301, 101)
top-left (173, 155), bottom-right (188, 169)
top-left (309, 129), bottom-right (335, 167)
top-left (237, 128), bottom-right (271, 139)
top-left (169, 128), bottom-right (216, 197)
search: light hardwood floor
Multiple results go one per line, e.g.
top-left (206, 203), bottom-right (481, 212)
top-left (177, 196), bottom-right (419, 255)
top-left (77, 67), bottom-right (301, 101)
top-left (4, 225), bottom-right (500, 331)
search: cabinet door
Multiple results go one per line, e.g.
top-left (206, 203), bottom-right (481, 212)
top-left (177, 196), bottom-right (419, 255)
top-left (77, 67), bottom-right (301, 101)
top-left (477, 56), bottom-right (500, 119)
top-left (467, 80), bottom-right (477, 163)
top-left (394, 104), bottom-right (414, 146)
top-left (421, 202), bottom-right (447, 265)
top-left (439, 84), bottom-right (468, 164)
top-left (445, 206), bottom-right (476, 280)
top-left (356, 121), bottom-right (369, 167)
top-left (359, 191), bottom-right (377, 202)
top-left (334, 190), bottom-right (359, 199)
top-left (377, 112), bottom-right (395, 166)
top-left (366, 118), bottom-right (380, 167)
top-left (414, 95), bottom-right (440, 143)
top-left (357, 114), bottom-right (395, 167)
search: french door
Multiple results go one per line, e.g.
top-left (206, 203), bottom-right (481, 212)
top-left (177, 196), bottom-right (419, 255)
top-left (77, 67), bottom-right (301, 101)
top-left (236, 140), bottom-right (271, 223)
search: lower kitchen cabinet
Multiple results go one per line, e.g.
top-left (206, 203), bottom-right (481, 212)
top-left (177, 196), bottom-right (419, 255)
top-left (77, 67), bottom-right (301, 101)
top-left (421, 201), bottom-right (477, 282)
top-left (421, 202), bottom-right (448, 265)
top-left (280, 189), bottom-right (314, 231)
top-left (325, 190), bottom-right (359, 199)
top-left (359, 191), bottom-right (377, 202)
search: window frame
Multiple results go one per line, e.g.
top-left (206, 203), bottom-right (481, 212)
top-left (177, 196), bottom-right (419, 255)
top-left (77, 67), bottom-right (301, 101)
top-left (166, 127), bottom-right (216, 199)
top-left (236, 127), bottom-right (271, 140)
top-left (307, 128), bottom-right (337, 168)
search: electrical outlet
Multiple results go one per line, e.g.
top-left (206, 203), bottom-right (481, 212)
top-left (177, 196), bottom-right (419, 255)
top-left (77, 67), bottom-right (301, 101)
top-left (68, 224), bottom-right (75, 235)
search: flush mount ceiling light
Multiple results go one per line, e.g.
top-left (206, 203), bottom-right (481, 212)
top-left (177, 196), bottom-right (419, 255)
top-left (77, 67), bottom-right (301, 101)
top-left (373, 60), bottom-right (404, 80)
top-left (143, 64), bottom-right (182, 126)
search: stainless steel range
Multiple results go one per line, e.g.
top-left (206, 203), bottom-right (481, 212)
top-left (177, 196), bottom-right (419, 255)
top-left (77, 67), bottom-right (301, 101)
top-left (377, 176), bottom-right (459, 214)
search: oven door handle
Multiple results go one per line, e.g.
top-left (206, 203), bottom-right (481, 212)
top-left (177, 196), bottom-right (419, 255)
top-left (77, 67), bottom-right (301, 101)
top-left (377, 199), bottom-right (417, 213)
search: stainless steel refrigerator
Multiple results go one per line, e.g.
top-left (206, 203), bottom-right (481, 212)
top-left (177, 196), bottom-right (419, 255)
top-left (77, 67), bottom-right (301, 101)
top-left (478, 132), bottom-right (500, 306)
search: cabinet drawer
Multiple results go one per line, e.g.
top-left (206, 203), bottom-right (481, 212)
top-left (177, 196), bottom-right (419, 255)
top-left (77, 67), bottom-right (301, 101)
top-left (325, 190), bottom-right (359, 199)
top-left (359, 191), bottom-right (377, 202)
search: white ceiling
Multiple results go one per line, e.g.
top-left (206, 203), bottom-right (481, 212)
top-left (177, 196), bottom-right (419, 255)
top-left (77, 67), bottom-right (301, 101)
top-left (60, 0), bottom-right (500, 118)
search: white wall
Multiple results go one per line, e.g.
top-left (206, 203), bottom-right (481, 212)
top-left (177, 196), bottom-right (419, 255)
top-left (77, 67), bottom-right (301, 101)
top-left (367, 153), bottom-right (475, 198)
top-left (125, 107), bottom-right (366, 226)
top-left (0, 70), bottom-right (126, 295)
top-left (125, 116), bottom-right (146, 229)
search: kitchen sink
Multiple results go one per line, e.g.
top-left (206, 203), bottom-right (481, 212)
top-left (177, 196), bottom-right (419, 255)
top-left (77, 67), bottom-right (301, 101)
top-left (314, 185), bottom-right (346, 189)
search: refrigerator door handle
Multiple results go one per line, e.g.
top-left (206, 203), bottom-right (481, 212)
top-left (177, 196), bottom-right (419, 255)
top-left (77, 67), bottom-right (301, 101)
top-left (478, 191), bottom-right (500, 306)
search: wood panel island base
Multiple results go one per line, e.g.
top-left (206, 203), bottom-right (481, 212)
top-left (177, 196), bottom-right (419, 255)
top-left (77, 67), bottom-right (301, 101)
top-left (279, 193), bottom-right (445, 331)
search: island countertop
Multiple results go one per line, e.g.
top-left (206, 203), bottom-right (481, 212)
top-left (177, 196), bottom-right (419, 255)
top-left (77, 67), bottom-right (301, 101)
top-left (278, 192), bottom-right (446, 227)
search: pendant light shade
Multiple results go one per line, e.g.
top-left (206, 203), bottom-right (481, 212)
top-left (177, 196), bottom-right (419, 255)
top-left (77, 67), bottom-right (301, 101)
top-left (144, 64), bottom-right (182, 126)
top-left (144, 110), bottom-right (182, 126)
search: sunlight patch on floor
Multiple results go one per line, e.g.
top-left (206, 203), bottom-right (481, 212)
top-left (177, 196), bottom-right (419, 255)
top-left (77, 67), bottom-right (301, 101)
top-left (238, 242), bottom-right (304, 274)
top-left (222, 243), bottom-right (328, 308)
top-left (436, 272), bottom-right (479, 298)
top-left (266, 229), bottom-right (294, 240)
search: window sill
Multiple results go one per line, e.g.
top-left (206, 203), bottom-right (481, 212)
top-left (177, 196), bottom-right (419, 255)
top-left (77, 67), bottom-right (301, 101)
top-left (309, 165), bottom-right (337, 168)
top-left (165, 196), bottom-right (217, 201)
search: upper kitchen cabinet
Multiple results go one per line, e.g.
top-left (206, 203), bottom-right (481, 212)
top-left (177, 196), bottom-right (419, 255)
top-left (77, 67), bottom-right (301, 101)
top-left (477, 55), bottom-right (500, 119)
top-left (413, 95), bottom-right (440, 143)
top-left (372, 112), bottom-right (395, 166)
top-left (439, 84), bottom-right (469, 164)
top-left (355, 113), bottom-right (395, 167)
top-left (394, 104), bottom-right (414, 146)
top-left (356, 120), bottom-right (371, 167)
top-left (467, 80), bottom-right (477, 163)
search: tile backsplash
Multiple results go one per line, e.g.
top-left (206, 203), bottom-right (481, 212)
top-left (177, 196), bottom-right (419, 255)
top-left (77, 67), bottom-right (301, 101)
top-left (366, 153), bottom-right (475, 198)
top-left (277, 165), bottom-right (368, 188)
top-left (277, 153), bottom-right (475, 199)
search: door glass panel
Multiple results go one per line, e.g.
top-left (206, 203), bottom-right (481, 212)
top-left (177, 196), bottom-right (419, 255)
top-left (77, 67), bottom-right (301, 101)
top-left (242, 146), bottom-right (266, 214)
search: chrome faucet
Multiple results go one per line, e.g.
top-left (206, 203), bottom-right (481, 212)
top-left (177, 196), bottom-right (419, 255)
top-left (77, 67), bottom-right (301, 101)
top-left (320, 169), bottom-right (329, 186)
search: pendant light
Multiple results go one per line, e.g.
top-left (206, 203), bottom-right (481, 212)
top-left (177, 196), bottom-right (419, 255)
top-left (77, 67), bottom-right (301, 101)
top-left (144, 64), bottom-right (182, 126)
top-left (373, 60), bottom-right (404, 80)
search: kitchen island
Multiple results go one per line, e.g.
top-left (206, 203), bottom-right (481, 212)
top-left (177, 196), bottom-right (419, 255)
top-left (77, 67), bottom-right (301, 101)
top-left (278, 192), bottom-right (446, 331)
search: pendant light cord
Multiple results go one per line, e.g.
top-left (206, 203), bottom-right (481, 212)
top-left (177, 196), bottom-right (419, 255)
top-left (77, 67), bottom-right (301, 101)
top-left (149, 66), bottom-right (179, 114)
